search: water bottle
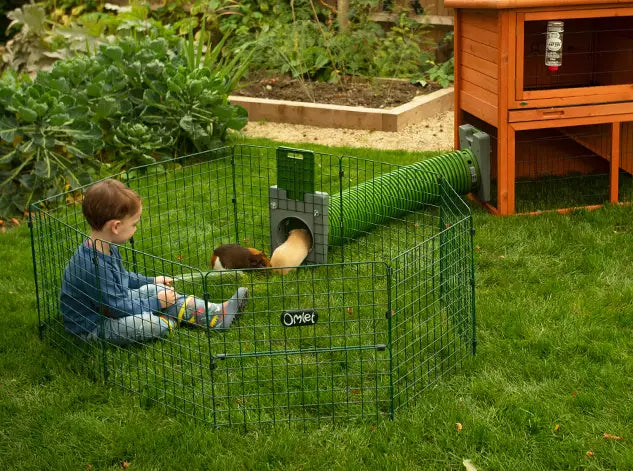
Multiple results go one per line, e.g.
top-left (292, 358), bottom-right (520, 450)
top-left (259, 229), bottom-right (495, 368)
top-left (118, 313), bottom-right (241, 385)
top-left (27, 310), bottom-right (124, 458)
top-left (545, 21), bottom-right (564, 72)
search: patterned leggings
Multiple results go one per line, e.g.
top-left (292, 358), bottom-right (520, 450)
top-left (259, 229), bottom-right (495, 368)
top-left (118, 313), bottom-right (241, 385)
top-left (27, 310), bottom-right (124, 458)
top-left (91, 284), bottom-right (221, 345)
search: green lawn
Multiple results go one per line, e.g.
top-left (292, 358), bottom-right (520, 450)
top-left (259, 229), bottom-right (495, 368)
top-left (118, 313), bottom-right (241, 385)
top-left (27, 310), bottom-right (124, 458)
top-left (2, 138), bottom-right (633, 470)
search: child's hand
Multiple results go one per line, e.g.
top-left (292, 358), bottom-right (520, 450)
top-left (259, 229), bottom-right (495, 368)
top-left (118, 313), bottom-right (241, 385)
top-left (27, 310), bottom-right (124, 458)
top-left (157, 288), bottom-right (177, 309)
top-left (155, 276), bottom-right (173, 286)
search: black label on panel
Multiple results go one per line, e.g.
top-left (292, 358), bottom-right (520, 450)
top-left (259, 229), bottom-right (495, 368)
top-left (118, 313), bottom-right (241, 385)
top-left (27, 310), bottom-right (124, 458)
top-left (281, 309), bottom-right (318, 327)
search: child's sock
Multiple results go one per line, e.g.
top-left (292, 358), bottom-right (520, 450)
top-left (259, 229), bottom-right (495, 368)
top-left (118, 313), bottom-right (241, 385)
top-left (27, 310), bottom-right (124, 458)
top-left (209, 287), bottom-right (249, 331)
top-left (176, 288), bottom-right (249, 330)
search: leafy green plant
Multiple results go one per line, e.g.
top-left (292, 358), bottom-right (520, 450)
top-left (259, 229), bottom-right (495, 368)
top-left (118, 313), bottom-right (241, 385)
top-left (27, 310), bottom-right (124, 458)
top-left (0, 34), bottom-right (252, 217)
top-left (111, 121), bottom-right (174, 165)
top-left (251, 17), bottom-right (381, 83)
top-left (373, 13), bottom-right (432, 78)
top-left (412, 57), bottom-right (454, 89)
top-left (258, 21), bottom-right (332, 81)
top-left (242, 3), bottom-right (438, 83)
top-left (328, 23), bottom-right (382, 77)
top-left (1, 4), bottom-right (63, 76)
top-left (40, 0), bottom-right (102, 17)
top-left (149, 0), bottom-right (247, 40)
top-left (0, 70), bottom-right (103, 215)
top-left (423, 57), bottom-right (454, 88)
top-left (1, 2), bottom-right (184, 76)
top-left (144, 27), bottom-right (252, 152)
top-left (0, 0), bottom-right (27, 41)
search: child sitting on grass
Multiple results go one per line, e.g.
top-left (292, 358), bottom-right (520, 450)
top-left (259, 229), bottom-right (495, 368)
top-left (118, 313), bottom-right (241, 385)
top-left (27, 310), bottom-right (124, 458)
top-left (60, 179), bottom-right (248, 345)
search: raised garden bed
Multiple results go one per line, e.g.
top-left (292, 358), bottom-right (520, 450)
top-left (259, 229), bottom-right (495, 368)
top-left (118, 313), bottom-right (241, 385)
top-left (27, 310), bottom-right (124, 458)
top-left (230, 75), bottom-right (454, 132)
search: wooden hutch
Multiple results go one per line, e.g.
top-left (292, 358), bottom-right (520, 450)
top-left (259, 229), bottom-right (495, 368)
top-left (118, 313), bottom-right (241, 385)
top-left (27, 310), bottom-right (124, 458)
top-left (445, 0), bottom-right (633, 214)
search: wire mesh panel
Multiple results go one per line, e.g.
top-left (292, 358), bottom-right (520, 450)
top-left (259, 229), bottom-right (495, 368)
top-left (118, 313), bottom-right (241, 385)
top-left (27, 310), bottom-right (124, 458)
top-left (126, 146), bottom-right (236, 269)
top-left (205, 262), bottom-right (391, 426)
top-left (514, 125), bottom-right (613, 213)
top-left (523, 16), bottom-right (633, 92)
top-left (30, 144), bottom-right (475, 427)
top-left (391, 178), bottom-right (475, 411)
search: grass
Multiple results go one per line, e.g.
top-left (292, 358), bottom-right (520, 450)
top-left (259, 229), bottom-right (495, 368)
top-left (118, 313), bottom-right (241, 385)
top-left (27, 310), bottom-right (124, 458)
top-left (2, 137), bottom-right (633, 469)
top-left (33, 142), bottom-right (471, 429)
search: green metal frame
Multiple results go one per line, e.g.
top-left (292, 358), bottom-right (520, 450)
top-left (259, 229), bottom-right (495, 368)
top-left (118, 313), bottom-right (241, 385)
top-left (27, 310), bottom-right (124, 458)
top-left (29, 144), bottom-right (476, 428)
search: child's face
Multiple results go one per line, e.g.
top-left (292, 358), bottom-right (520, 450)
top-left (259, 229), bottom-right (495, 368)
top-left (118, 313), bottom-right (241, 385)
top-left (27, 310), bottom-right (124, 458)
top-left (110, 206), bottom-right (142, 244)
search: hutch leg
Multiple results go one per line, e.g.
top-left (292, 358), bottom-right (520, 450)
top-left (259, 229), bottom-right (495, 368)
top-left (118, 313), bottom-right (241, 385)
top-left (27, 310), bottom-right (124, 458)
top-left (610, 121), bottom-right (621, 204)
top-left (497, 124), bottom-right (516, 215)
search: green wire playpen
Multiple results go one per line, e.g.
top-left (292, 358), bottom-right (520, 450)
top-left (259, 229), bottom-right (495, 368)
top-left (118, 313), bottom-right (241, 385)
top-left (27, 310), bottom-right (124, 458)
top-left (30, 144), bottom-right (477, 428)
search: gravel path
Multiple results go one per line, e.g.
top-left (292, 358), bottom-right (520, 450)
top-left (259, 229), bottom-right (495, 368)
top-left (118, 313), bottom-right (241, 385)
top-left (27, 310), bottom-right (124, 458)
top-left (235, 110), bottom-right (455, 152)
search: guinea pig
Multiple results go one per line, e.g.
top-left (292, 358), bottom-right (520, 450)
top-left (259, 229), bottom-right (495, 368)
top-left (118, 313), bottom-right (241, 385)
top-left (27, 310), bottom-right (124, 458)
top-left (270, 228), bottom-right (312, 275)
top-left (211, 244), bottom-right (271, 270)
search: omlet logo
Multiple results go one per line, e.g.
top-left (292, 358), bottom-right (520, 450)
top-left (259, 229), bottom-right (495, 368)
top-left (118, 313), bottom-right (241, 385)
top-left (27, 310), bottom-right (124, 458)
top-left (281, 309), bottom-right (318, 327)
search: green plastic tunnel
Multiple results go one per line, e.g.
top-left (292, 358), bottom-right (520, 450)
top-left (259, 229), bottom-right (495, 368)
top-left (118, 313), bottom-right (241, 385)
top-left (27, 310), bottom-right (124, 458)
top-left (328, 149), bottom-right (480, 246)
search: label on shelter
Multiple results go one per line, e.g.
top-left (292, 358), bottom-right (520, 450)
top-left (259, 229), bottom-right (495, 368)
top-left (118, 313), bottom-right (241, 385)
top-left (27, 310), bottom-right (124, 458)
top-left (546, 38), bottom-right (562, 52)
top-left (545, 21), bottom-right (564, 68)
top-left (281, 309), bottom-right (318, 327)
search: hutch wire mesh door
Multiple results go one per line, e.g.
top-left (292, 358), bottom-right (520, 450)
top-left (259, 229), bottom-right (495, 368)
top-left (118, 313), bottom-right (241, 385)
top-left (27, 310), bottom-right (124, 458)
top-left (30, 145), bottom-right (476, 428)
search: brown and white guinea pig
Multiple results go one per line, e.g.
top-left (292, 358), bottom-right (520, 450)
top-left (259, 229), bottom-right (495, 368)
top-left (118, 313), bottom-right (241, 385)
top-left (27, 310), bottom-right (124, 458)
top-left (270, 228), bottom-right (312, 275)
top-left (211, 244), bottom-right (271, 270)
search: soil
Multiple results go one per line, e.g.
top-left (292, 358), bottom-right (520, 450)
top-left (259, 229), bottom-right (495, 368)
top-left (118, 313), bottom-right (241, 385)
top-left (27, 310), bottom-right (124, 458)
top-left (233, 74), bottom-right (441, 109)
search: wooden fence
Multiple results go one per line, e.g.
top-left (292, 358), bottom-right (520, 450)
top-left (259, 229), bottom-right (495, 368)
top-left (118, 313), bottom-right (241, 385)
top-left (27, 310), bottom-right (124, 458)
top-left (380, 0), bottom-right (454, 18)
top-left (322, 0), bottom-right (454, 26)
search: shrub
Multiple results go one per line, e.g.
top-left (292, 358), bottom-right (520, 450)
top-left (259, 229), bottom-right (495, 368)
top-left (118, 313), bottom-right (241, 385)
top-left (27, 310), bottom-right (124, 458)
top-left (0, 36), bottom-right (251, 217)
top-left (244, 7), bottom-right (435, 82)
top-left (1, 3), bottom-right (183, 76)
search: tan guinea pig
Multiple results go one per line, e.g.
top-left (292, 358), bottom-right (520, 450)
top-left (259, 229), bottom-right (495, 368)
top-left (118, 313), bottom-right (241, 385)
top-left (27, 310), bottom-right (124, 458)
top-left (270, 229), bottom-right (312, 274)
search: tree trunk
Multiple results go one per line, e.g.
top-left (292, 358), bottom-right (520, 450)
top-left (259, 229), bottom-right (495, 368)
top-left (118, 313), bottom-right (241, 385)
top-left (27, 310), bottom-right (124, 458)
top-left (337, 0), bottom-right (349, 32)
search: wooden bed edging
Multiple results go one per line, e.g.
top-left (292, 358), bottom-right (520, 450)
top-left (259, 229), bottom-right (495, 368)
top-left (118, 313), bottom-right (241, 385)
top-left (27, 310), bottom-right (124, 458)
top-left (228, 88), bottom-right (454, 132)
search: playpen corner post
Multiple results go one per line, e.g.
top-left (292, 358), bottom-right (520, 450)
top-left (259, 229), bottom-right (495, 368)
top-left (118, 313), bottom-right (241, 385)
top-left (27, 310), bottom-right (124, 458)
top-left (28, 204), bottom-right (43, 339)
top-left (129, 236), bottom-right (138, 274)
top-left (123, 170), bottom-right (139, 272)
top-left (90, 243), bottom-right (109, 383)
top-left (202, 272), bottom-right (219, 428)
top-left (338, 156), bottom-right (345, 263)
top-left (438, 175), bottom-right (446, 309)
top-left (385, 263), bottom-right (395, 420)
top-left (469, 216), bottom-right (477, 356)
top-left (230, 146), bottom-right (240, 244)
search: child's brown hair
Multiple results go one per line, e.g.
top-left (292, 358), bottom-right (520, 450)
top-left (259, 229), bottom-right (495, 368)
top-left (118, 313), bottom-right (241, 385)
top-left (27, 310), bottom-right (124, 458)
top-left (82, 179), bottom-right (142, 230)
